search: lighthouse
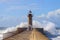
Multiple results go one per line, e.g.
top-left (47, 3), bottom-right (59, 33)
top-left (28, 10), bottom-right (33, 31)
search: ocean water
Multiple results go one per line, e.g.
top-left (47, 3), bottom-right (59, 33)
top-left (0, 27), bottom-right (8, 40)
top-left (45, 29), bottom-right (60, 40)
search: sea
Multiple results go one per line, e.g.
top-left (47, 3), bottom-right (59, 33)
top-left (0, 27), bottom-right (8, 40)
top-left (45, 28), bottom-right (60, 40)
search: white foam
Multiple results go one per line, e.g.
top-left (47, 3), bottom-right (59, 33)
top-left (6, 27), bottom-right (17, 32)
top-left (51, 36), bottom-right (60, 40)
top-left (0, 34), bottom-right (3, 40)
top-left (15, 20), bottom-right (58, 35)
top-left (0, 20), bottom-right (59, 40)
top-left (16, 20), bottom-right (42, 28)
top-left (43, 21), bottom-right (58, 35)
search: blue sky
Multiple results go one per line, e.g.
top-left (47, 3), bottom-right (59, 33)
top-left (0, 0), bottom-right (60, 27)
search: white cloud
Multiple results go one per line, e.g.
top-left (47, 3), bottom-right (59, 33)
top-left (37, 9), bottom-right (60, 27)
top-left (0, 15), bottom-right (16, 22)
top-left (0, 15), bottom-right (20, 27)
top-left (37, 9), bottom-right (60, 19)
top-left (37, 14), bottom-right (45, 18)
top-left (47, 9), bottom-right (60, 18)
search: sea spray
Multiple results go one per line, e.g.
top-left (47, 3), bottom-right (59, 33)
top-left (0, 20), bottom-right (58, 40)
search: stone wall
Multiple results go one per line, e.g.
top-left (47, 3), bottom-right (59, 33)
top-left (3, 28), bottom-right (27, 39)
